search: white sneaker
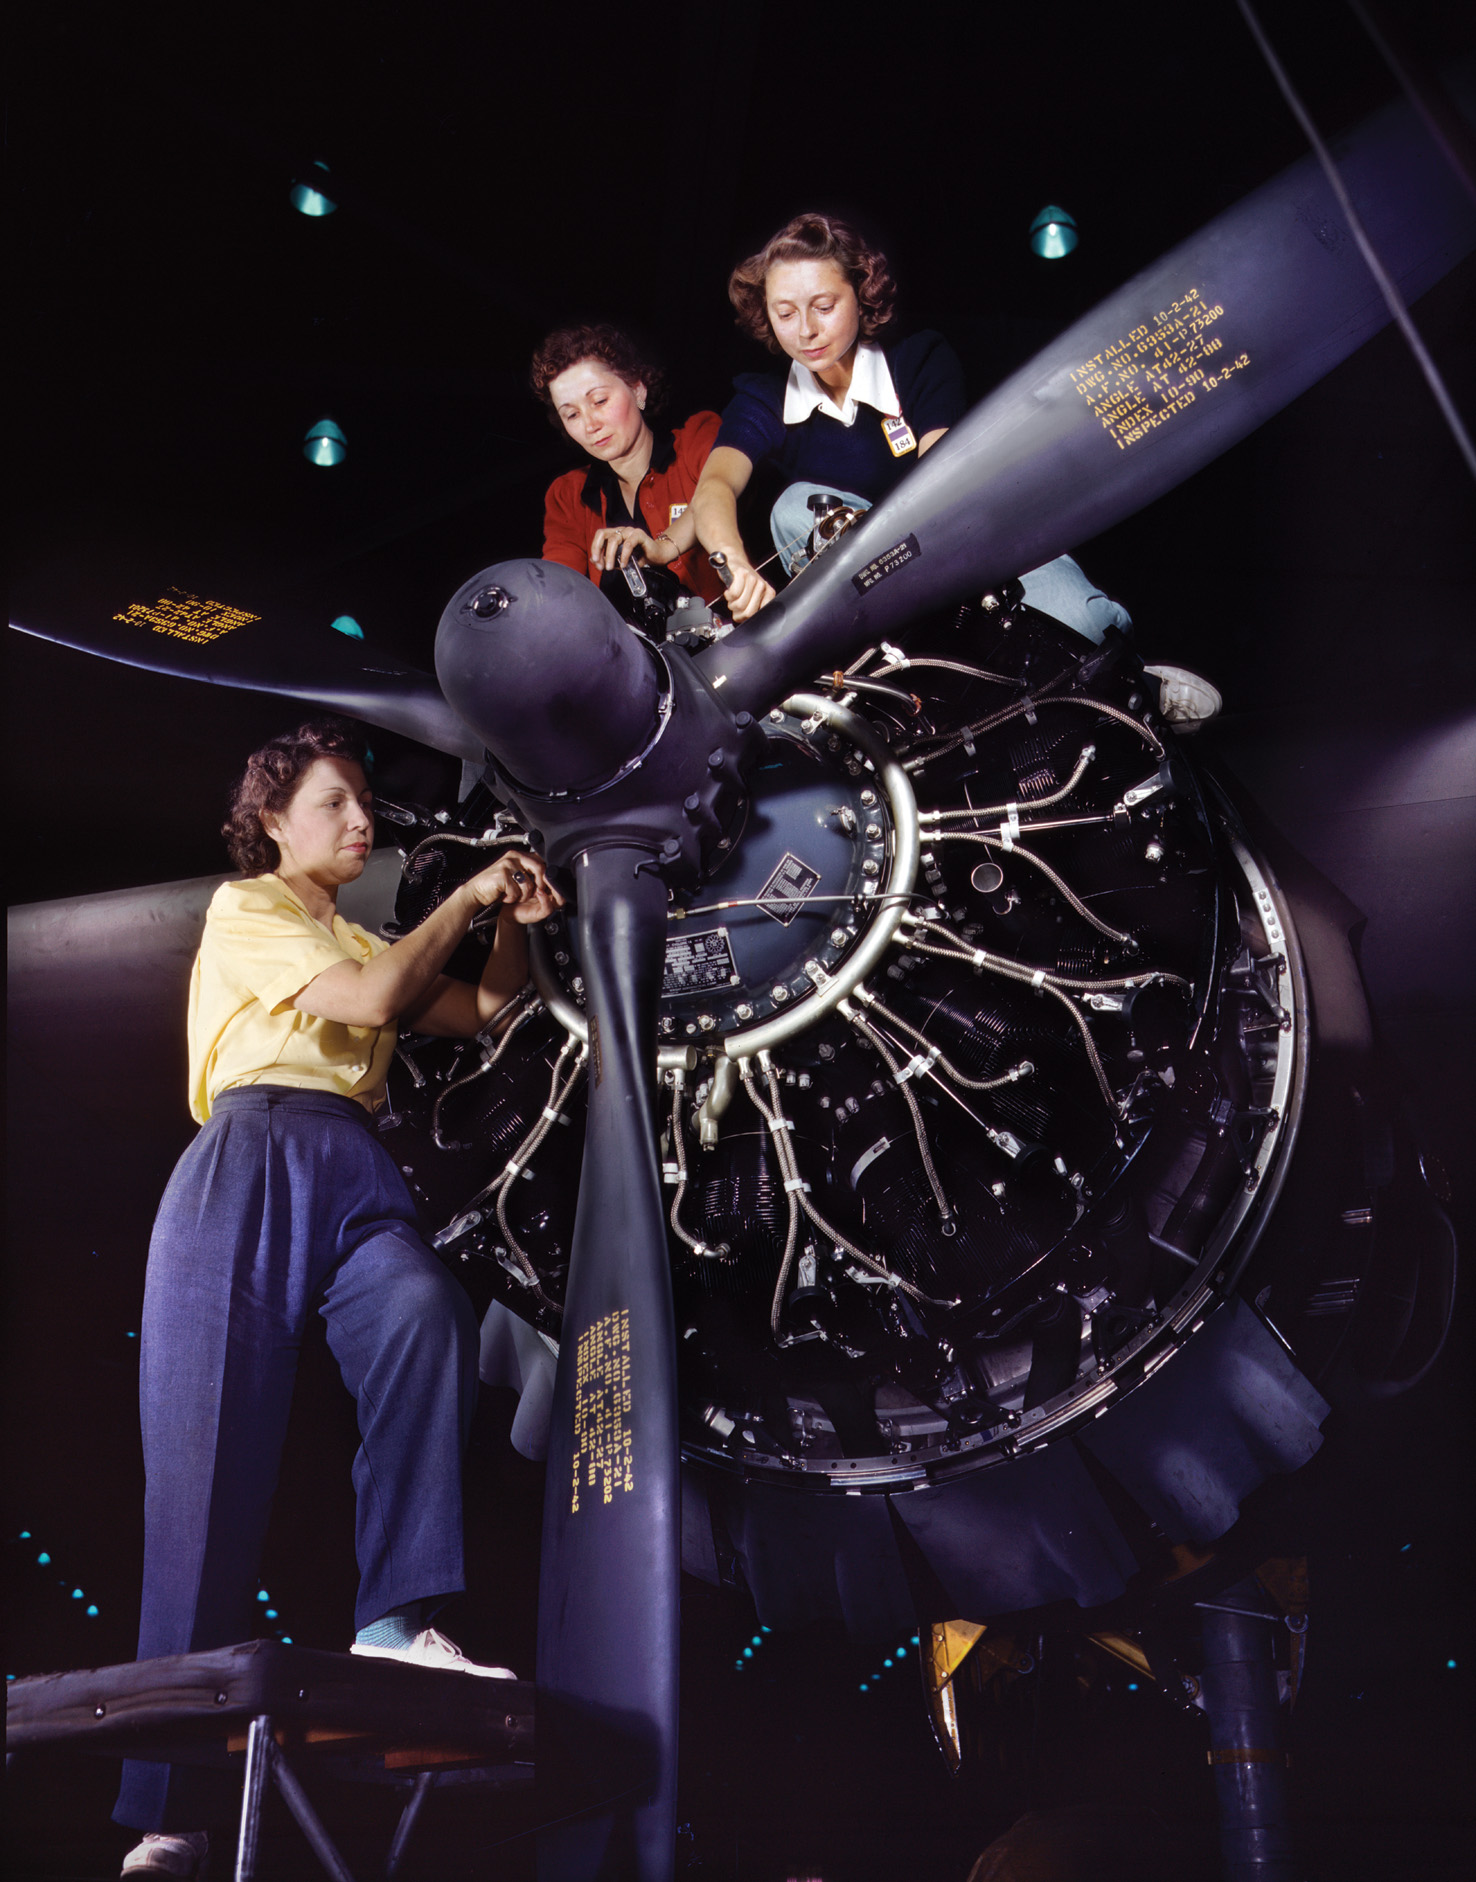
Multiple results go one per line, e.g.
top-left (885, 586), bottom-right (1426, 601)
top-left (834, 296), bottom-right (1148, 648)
top-left (350, 1625), bottom-right (517, 1679)
top-left (1144, 664), bottom-right (1222, 730)
top-left (120, 1831), bottom-right (208, 1877)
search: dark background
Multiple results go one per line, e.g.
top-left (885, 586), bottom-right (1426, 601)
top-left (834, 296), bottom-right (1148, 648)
top-left (5, 2), bottom-right (1474, 1877)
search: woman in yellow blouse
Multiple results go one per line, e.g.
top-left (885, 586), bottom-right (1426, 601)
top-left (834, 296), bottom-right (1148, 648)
top-left (116, 718), bottom-right (559, 1873)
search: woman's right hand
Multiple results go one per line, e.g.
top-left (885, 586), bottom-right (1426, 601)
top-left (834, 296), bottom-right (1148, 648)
top-left (464, 850), bottom-right (561, 916)
top-left (589, 525), bottom-right (663, 571)
top-left (718, 553), bottom-right (776, 622)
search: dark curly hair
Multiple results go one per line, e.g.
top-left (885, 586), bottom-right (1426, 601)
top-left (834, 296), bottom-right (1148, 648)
top-left (222, 718), bottom-right (370, 876)
top-left (529, 323), bottom-right (669, 430)
top-left (728, 213), bottom-right (896, 355)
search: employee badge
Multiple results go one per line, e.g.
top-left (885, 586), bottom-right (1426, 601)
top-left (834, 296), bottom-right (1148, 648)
top-left (881, 413), bottom-right (917, 457)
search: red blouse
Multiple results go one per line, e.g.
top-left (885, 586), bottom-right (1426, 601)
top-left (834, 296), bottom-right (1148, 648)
top-left (542, 411), bottom-right (724, 604)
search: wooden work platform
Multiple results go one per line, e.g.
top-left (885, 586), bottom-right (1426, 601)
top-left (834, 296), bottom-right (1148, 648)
top-left (6, 1641), bottom-right (536, 1879)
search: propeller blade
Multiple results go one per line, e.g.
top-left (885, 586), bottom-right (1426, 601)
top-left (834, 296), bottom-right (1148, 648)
top-left (10, 574), bottom-right (484, 761)
top-left (536, 848), bottom-right (679, 1881)
top-left (702, 86), bottom-right (1476, 715)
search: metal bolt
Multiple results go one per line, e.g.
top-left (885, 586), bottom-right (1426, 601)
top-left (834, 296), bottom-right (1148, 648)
top-left (863, 859), bottom-right (880, 878)
top-left (772, 985), bottom-right (790, 1003)
top-left (865, 824), bottom-right (882, 840)
top-left (469, 585), bottom-right (509, 619)
top-left (1145, 840), bottom-right (1164, 863)
top-left (769, 709), bottom-right (784, 723)
top-left (830, 929), bottom-right (849, 947)
top-left (698, 1014), bottom-right (716, 1032)
top-left (735, 1002), bottom-right (754, 1021)
top-left (860, 789), bottom-right (877, 807)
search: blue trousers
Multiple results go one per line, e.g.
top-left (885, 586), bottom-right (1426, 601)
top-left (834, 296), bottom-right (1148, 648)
top-left (115, 1086), bottom-right (478, 1832)
top-left (769, 482), bottom-right (1134, 642)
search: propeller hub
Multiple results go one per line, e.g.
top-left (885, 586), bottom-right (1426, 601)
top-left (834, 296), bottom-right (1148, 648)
top-left (437, 559), bottom-right (661, 797)
top-left (437, 558), bottom-right (763, 881)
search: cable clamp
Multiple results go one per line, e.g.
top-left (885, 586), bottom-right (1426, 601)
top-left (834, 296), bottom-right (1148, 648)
top-left (662, 1161), bottom-right (681, 1185)
top-left (784, 1177), bottom-right (812, 1195)
top-left (541, 1107), bottom-right (563, 1123)
top-left (879, 640), bottom-right (908, 669)
top-left (896, 1049), bottom-right (940, 1085)
top-left (1031, 969), bottom-right (1046, 989)
top-left (766, 1117), bottom-right (795, 1135)
top-left (502, 1158), bottom-right (524, 1180)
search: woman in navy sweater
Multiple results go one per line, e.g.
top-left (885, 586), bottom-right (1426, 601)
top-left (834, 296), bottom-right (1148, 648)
top-left (690, 212), bottom-right (966, 621)
top-left (688, 212), bottom-right (1217, 718)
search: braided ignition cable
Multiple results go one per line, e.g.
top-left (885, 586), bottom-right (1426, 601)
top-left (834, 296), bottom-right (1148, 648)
top-left (909, 691), bottom-right (1165, 770)
top-left (839, 1002), bottom-right (953, 1228)
top-left (920, 743), bottom-right (1096, 820)
top-left (740, 1057), bottom-right (958, 1326)
top-left (666, 1066), bottom-right (731, 1261)
top-left (850, 986), bottom-right (1034, 1095)
top-left (900, 922), bottom-right (1122, 1108)
top-left (458, 1034), bottom-right (586, 1309)
top-left (925, 831), bottom-right (1138, 948)
top-left (431, 984), bottom-right (542, 1150)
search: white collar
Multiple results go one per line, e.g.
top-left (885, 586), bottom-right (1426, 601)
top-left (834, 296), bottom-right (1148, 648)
top-left (782, 341), bottom-right (899, 428)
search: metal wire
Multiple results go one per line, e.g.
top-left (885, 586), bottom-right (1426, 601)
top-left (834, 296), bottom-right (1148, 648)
top-left (1238, 0), bottom-right (1476, 481)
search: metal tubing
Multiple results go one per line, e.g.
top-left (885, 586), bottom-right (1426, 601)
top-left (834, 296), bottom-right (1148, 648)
top-left (269, 1744), bottom-right (359, 1882)
top-left (385, 1771), bottom-right (437, 1880)
top-left (1199, 1580), bottom-right (1300, 1880)
top-left (234, 1715), bottom-right (273, 1882)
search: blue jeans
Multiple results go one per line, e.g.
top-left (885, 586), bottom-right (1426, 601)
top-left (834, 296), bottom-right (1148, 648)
top-left (769, 482), bottom-right (1133, 642)
top-left (114, 1086), bottom-right (478, 1832)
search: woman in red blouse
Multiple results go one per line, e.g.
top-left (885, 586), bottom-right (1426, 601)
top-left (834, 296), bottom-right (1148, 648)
top-left (531, 323), bottom-right (724, 605)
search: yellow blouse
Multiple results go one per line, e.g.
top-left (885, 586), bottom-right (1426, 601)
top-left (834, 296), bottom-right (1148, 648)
top-left (187, 874), bottom-right (396, 1123)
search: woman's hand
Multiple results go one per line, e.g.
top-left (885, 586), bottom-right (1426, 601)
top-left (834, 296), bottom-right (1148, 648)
top-left (589, 525), bottom-right (666, 571)
top-left (717, 553), bottom-right (776, 623)
top-left (465, 849), bottom-right (563, 923)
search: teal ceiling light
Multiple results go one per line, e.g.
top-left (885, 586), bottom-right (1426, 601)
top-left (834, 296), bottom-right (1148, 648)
top-left (290, 161), bottom-right (337, 217)
top-left (1029, 205), bottom-right (1079, 260)
top-left (330, 615), bottom-right (365, 640)
top-left (304, 418), bottom-right (347, 467)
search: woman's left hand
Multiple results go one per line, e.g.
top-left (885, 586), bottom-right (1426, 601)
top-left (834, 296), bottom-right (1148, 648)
top-left (590, 526), bottom-right (668, 571)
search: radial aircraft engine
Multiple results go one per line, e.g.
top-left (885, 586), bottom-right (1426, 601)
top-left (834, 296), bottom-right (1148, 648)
top-left (9, 77), bottom-right (1470, 1882)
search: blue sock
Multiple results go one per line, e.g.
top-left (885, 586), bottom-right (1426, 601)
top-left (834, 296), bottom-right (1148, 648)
top-left (355, 1603), bottom-right (423, 1649)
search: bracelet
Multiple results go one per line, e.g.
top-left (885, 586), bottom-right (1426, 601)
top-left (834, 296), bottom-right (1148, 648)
top-left (657, 532), bottom-right (676, 549)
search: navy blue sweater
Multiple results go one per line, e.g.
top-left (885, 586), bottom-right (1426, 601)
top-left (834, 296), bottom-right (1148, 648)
top-left (714, 330), bottom-right (967, 503)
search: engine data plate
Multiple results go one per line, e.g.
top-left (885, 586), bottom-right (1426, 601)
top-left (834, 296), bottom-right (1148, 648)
top-left (663, 927), bottom-right (740, 996)
top-left (757, 852), bottom-right (822, 925)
